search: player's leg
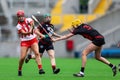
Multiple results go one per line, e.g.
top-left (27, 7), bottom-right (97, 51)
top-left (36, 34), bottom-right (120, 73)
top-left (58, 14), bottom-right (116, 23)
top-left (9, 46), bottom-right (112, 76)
top-left (31, 42), bottom-right (45, 74)
top-left (18, 46), bottom-right (29, 76)
top-left (37, 43), bottom-right (45, 74)
top-left (73, 43), bottom-right (96, 77)
top-left (47, 49), bottom-right (60, 74)
top-left (94, 46), bottom-right (117, 76)
top-left (118, 64), bottom-right (120, 72)
top-left (25, 42), bottom-right (44, 63)
top-left (38, 42), bottom-right (45, 58)
top-left (25, 48), bottom-right (34, 63)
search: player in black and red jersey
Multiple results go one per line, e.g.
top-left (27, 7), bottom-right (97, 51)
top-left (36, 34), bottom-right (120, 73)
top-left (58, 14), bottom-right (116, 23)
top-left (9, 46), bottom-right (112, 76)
top-left (25, 13), bottom-right (61, 74)
top-left (52, 19), bottom-right (117, 77)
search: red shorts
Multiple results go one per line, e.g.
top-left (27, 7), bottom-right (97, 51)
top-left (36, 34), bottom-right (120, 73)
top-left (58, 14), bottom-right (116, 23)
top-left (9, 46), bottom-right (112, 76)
top-left (20, 38), bottom-right (38, 47)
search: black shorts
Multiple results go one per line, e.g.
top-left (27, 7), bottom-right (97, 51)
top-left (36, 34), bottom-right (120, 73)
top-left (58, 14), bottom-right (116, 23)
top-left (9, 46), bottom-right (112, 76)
top-left (92, 38), bottom-right (105, 47)
top-left (38, 41), bottom-right (54, 53)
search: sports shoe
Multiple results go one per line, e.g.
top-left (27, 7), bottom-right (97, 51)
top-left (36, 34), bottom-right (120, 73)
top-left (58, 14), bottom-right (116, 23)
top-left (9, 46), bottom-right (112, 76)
top-left (53, 68), bottom-right (60, 74)
top-left (39, 69), bottom-right (45, 74)
top-left (118, 64), bottom-right (120, 72)
top-left (25, 54), bottom-right (31, 63)
top-left (18, 71), bottom-right (22, 76)
top-left (73, 72), bottom-right (84, 77)
top-left (112, 65), bottom-right (117, 76)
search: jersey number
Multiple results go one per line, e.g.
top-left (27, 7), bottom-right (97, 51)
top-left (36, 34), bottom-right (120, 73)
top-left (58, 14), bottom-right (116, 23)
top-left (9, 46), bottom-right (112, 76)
top-left (83, 25), bottom-right (92, 30)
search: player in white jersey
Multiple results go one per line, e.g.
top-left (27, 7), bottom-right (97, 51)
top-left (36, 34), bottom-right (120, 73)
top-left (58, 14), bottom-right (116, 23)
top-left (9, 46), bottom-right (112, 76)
top-left (16, 10), bottom-right (45, 76)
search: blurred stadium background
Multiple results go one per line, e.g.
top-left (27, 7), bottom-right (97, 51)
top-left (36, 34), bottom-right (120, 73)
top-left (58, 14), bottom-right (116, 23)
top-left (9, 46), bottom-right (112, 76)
top-left (0, 0), bottom-right (120, 58)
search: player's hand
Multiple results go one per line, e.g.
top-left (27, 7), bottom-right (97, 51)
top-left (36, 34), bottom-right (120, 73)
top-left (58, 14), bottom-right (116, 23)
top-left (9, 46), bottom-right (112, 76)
top-left (51, 38), bottom-right (56, 42)
top-left (40, 35), bottom-right (45, 39)
top-left (44, 35), bottom-right (49, 38)
top-left (68, 29), bottom-right (73, 33)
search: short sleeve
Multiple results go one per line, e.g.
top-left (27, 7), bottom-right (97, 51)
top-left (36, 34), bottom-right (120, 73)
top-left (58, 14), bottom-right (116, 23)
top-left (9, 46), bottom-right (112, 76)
top-left (26, 18), bottom-right (33, 24)
top-left (16, 24), bottom-right (22, 34)
top-left (16, 24), bottom-right (22, 30)
top-left (72, 28), bottom-right (79, 35)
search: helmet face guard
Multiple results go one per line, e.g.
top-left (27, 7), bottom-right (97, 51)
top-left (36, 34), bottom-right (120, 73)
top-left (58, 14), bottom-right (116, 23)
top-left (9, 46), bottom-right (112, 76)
top-left (43, 13), bottom-right (51, 23)
top-left (43, 13), bottom-right (51, 18)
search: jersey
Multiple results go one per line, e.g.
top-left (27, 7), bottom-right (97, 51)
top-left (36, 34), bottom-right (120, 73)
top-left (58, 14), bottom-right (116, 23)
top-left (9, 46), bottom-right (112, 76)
top-left (16, 18), bottom-right (36, 41)
top-left (37, 22), bottom-right (54, 45)
top-left (72, 24), bottom-right (104, 41)
top-left (72, 23), bottom-right (105, 46)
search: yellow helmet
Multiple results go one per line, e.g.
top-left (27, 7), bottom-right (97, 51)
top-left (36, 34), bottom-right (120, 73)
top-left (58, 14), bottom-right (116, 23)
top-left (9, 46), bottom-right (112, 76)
top-left (71, 19), bottom-right (82, 27)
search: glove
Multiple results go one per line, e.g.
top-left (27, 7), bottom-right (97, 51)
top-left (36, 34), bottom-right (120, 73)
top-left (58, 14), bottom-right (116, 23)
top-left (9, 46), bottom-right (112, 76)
top-left (44, 35), bottom-right (49, 38)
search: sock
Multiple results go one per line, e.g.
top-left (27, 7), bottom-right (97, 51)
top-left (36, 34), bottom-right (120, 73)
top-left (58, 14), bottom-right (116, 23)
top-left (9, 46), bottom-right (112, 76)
top-left (28, 54), bottom-right (31, 59)
top-left (38, 65), bottom-right (42, 70)
top-left (109, 63), bottom-right (114, 68)
top-left (18, 66), bottom-right (22, 71)
top-left (52, 65), bottom-right (56, 70)
top-left (80, 67), bottom-right (85, 73)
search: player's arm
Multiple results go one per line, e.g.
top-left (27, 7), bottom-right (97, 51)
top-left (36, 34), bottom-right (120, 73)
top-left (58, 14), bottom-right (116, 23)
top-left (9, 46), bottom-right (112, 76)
top-left (28, 20), bottom-right (35, 33)
top-left (52, 33), bottom-right (74, 42)
top-left (18, 29), bottom-right (32, 35)
top-left (19, 20), bottom-right (34, 35)
top-left (34, 28), bottom-right (45, 39)
top-left (53, 32), bottom-right (62, 38)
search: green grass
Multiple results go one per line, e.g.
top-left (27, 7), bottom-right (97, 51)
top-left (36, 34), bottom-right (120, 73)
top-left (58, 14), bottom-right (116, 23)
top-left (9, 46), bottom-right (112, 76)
top-left (0, 57), bottom-right (120, 80)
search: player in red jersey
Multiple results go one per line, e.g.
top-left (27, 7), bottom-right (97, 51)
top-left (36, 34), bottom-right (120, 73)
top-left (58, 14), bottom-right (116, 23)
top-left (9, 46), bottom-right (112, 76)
top-left (52, 19), bottom-right (117, 77)
top-left (16, 10), bottom-right (45, 76)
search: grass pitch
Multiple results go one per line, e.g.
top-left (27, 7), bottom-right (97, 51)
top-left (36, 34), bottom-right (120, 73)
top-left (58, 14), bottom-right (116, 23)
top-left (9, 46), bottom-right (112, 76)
top-left (0, 57), bottom-right (119, 80)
